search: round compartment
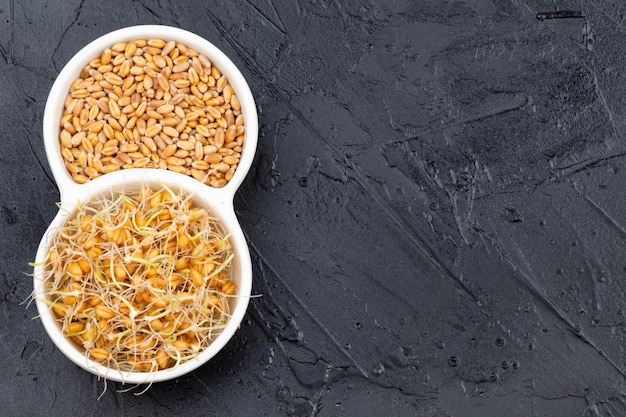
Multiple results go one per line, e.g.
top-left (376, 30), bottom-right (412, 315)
top-left (43, 25), bottom-right (258, 201)
top-left (33, 169), bottom-right (252, 384)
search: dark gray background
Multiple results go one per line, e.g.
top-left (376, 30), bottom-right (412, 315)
top-left (1, 0), bottom-right (624, 416)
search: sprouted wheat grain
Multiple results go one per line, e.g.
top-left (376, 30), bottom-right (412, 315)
top-left (38, 184), bottom-right (236, 372)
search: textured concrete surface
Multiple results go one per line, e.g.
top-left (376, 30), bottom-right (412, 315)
top-left (2, 0), bottom-right (626, 416)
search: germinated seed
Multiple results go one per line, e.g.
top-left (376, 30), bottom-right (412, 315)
top-left (42, 186), bottom-right (236, 372)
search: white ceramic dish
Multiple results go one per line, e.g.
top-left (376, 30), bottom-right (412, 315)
top-left (34, 25), bottom-right (258, 384)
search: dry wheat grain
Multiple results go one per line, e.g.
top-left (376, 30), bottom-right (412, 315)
top-left (60, 39), bottom-right (245, 187)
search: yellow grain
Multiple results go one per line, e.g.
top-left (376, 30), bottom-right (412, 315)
top-left (90, 348), bottom-right (110, 361)
top-left (68, 321), bottom-right (86, 334)
top-left (148, 38), bottom-right (166, 48)
top-left (221, 280), bottom-right (236, 295)
top-left (94, 305), bottom-right (115, 319)
top-left (66, 262), bottom-right (83, 277)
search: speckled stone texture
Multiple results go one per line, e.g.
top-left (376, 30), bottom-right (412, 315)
top-left (2, 0), bottom-right (626, 416)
